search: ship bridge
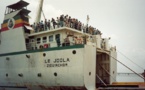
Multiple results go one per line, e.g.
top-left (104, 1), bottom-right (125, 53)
top-left (5, 0), bottom-right (29, 15)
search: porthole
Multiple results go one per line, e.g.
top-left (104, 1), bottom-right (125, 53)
top-left (6, 57), bottom-right (10, 60)
top-left (18, 73), bottom-right (23, 77)
top-left (26, 55), bottom-right (30, 58)
top-left (43, 53), bottom-right (46, 57)
top-left (89, 72), bottom-right (91, 76)
top-left (6, 73), bottom-right (8, 77)
top-left (54, 72), bottom-right (57, 77)
top-left (38, 73), bottom-right (42, 77)
top-left (72, 50), bottom-right (76, 54)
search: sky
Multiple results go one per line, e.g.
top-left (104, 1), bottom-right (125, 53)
top-left (0, 0), bottom-right (145, 81)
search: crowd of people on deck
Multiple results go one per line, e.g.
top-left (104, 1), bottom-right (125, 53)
top-left (31, 14), bottom-right (102, 35)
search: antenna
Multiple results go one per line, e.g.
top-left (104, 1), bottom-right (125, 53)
top-left (35, 0), bottom-right (44, 23)
top-left (86, 15), bottom-right (90, 25)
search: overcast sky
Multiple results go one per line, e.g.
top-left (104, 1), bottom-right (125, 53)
top-left (1, 0), bottom-right (145, 81)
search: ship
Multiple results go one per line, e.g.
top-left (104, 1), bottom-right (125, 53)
top-left (0, 0), bottom-right (118, 90)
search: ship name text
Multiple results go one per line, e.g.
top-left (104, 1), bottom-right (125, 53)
top-left (44, 58), bottom-right (70, 67)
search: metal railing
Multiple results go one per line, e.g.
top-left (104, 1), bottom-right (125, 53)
top-left (26, 40), bottom-right (83, 50)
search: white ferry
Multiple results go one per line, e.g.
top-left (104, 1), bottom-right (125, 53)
top-left (0, 0), bottom-right (117, 90)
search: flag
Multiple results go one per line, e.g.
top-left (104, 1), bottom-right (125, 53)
top-left (87, 15), bottom-right (90, 24)
top-left (87, 15), bottom-right (90, 22)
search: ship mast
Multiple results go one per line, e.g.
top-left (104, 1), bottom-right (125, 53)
top-left (35, 0), bottom-right (44, 23)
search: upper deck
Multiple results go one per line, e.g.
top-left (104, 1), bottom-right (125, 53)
top-left (25, 15), bottom-right (104, 50)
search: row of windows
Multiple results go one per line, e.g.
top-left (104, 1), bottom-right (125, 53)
top-left (37, 35), bottom-right (53, 44)
top-left (30, 34), bottom-right (60, 44)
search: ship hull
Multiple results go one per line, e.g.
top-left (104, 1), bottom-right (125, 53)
top-left (0, 45), bottom-right (96, 90)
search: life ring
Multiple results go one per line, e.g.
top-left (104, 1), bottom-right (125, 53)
top-left (44, 44), bottom-right (49, 48)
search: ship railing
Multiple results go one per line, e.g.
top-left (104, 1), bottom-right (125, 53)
top-left (26, 36), bottom-right (111, 51)
top-left (31, 24), bottom-right (101, 36)
top-left (26, 40), bottom-right (84, 51)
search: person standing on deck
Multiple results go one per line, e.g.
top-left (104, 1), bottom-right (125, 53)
top-left (56, 17), bottom-right (60, 28)
top-left (47, 20), bottom-right (50, 30)
top-left (68, 16), bottom-right (71, 27)
top-left (63, 35), bottom-right (70, 46)
top-left (60, 15), bottom-right (64, 27)
top-left (40, 20), bottom-right (44, 31)
top-left (51, 18), bottom-right (56, 29)
top-left (44, 19), bottom-right (47, 30)
top-left (32, 22), bottom-right (36, 32)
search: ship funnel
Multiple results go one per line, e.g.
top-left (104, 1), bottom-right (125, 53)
top-left (1, 0), bottom-right (30, 32)
top-left (0, 0), bottom-right (31, 53)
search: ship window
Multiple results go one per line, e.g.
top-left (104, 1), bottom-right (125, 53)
top-left (25, 39), bottom-right (29, 43)
top-left (49, 35), bottom-right (53, 42)
top-left (37, 38), bottom-right (41, 44)
top-left (31, 39), bottom-right (34, 43)
top-left (32, 47), bottom-right (34, 50)
top-left (35, 47), bottom-right (37, 49)
top-left (43, 37), bottom-right (47, 43)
